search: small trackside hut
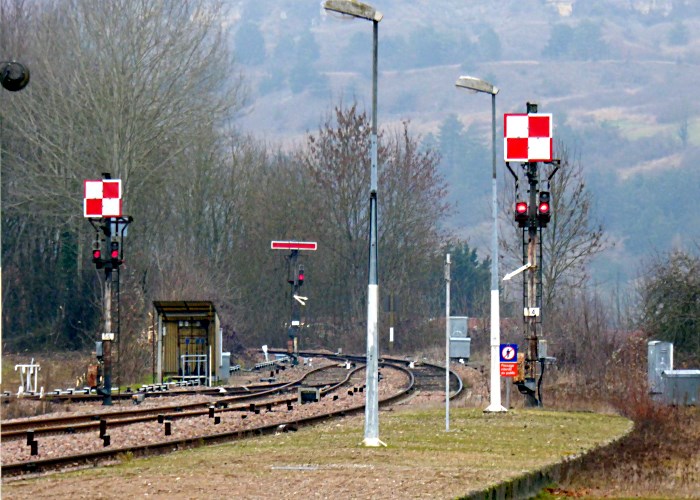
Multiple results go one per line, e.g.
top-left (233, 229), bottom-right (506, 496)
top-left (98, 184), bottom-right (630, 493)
top-left (153, 301), bottom-right (223, 385)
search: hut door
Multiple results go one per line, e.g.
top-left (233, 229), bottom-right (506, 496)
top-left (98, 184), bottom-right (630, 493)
top-left (178, 321), bottom-right (209, 377)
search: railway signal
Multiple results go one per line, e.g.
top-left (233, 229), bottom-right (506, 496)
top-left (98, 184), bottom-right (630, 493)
top-left (272, 240), bottom-right (317, 365)
top-left (505, 102), bottom-right (559, 408)
top-left (84, 173), bottom-right (132, 405)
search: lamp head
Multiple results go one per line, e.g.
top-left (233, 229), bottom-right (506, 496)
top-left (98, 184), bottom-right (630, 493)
top-left (323, 0), bottom-right (383, 22)
top-left (455, 75), bottom-right (498, 96)
top-left (1, 61), bottom-right (30, 92)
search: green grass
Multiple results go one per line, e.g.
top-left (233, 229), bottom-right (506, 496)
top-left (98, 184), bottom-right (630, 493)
top-left (2, 407), bottom-right (632, 499)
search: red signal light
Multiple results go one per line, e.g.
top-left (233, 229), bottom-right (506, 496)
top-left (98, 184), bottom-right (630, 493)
top-left (515, 201), bottom-right (528, 228)
top-left (93, 249), bottom-right (101, 259)
top-left (111, 249), bottom-right (119, 259)
top-left (537, 191), bottom-right (551, 228)
top-left (297, 265), bottom-right (305, 286)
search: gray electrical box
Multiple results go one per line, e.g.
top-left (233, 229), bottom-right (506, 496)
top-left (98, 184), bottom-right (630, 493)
top-left (662, 370), bottom-right (700, 405)
top-left (449, 316), bottom-right (469, 338)
top-left (221, 352), bottom-right (231, 381)
top-left (450, 337), bottom-right (471, 360)
top-left (648, 341), bottom-right (673, 394)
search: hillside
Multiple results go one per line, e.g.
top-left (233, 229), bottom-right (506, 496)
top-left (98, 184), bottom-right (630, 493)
top-left (232, 0), bottom-right (700, 286)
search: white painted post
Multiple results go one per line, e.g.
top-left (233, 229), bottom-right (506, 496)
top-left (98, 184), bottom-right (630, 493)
top-left (445, 253), bottom-right (451, 432)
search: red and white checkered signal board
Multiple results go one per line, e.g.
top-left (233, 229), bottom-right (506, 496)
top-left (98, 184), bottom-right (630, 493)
top-left (504, 113), bottom-right (553, 162)
top-left (83, 179), bottom-right (122, 218)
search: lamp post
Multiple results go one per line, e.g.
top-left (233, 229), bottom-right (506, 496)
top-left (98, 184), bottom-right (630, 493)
top-left (455, 76), bottom-right (506, 413)
top-left (323, 0), bottom-right (384, 446)
top-left (0, 61), bottom-right (30, 385)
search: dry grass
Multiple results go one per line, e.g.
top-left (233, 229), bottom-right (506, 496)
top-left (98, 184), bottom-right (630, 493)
top-left (1, 351), bottom-right (93, 393)
top-left (1, 406), bottom-right (631, 500)
top-left (551, 406), bottom-right (700, 499)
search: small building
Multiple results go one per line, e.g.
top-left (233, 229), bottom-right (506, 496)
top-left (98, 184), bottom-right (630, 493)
top-left (153, 301), bottom-right (223, 384)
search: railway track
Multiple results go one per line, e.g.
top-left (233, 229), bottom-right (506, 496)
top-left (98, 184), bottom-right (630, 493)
top-left (1, 353), bottom-right (461, 478)
top-left (1, 362), bottom-right (350, 438)
top-left (0, 371), bottom-right (291, 404)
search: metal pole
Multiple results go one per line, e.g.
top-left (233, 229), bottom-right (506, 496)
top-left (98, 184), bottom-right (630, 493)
top-left (485, 93), bottom-right (506, 412)
top-left (364, 18), bottom-right (381, 447)
top-left (445, 254), bottom-right (451, 431)
top-left (103, 266), bottom-right (113, 405)
top-left (525, 162), bottom-right (540, 407)
top-left (289, 250), bottom-right (300, 365)
top-left (0, 117), bottom-right (3, 381)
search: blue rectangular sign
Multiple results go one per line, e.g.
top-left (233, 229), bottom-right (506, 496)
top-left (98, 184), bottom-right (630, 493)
top-left (499, 343), bottom-right (518, 363)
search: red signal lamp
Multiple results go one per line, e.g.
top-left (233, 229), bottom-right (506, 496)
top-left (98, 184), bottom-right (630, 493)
top-left (297, 265), bottom-right (305, 286)
top-left (537, 191), bottom-right (551, 227)
top-left (515, 201), bottom-right (528, 228)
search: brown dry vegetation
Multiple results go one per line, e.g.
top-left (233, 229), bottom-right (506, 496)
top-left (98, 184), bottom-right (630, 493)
top-left (407, 339), bottom-right (700, 499)
top-left (553, 406), bottom-right (700, 498)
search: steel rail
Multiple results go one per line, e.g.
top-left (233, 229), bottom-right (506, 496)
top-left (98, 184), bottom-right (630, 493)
top-left (1, 363), bottom-right (413, 478)
top-left (1, 363), bottom-right (345, 437)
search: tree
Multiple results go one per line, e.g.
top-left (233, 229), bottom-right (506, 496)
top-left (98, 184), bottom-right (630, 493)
top-left (477, 26), bottom-right (502, 61)
top-left (542, 23), bottom-right (574, 59)
top-left (540, 143), bottom-right (608, 309)
top-left (639, 249), bottom-right (700, 363)
top-left (298, 104), bottom-right (449, 351)
top-left (1, 0), bottom-right (243, 358)
top-left (543, 21), bottom-right (609, 60)
top-left (442, 241), bottom-right (490, 317)
top-left (500, 142), bottom-right (609, 316)
top-left (380, 119), bottom-right (450, 340)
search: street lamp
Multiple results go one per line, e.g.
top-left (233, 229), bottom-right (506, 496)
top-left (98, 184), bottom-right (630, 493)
top-left (323, 0), bottom-right (384, 447)
top-left (455, 75), bottom-right (506, 413)
top-left (0, 60), bottom-right (30, 386)
top-left (1, 61), bottom-right (31, 92)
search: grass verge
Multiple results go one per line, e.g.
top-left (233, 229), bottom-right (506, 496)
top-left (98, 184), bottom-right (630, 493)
top-left (1, 406), bottom-right (631, 499)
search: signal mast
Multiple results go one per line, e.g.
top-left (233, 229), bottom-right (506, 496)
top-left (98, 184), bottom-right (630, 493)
top-left (504, 103), bottom-right (559, 406)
